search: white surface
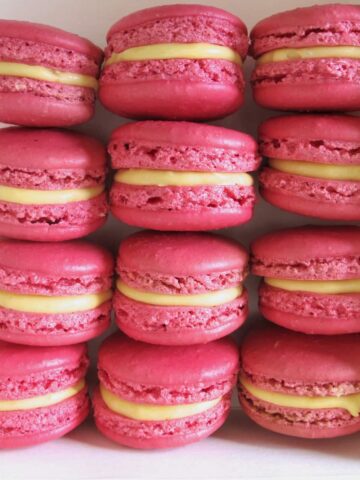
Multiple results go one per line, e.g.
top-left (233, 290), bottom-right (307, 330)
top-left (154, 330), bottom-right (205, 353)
top-left (1, 0), bottom-right (359, 479)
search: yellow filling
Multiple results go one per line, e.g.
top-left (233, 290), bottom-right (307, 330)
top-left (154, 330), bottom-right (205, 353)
top-left (0, 61), bottom-right (98, 89)
top-left (0, 290), bottom-right (112, 314)
top-left (100, 384), bottom-right (221, 421)
top-left (0, 185), bottom-right (104, 205)
top-left (106, 42), bottom-right (242, 66)
top-left (240, 377), bottom-right (360, 417)
top-left (257, 46), bottom-right (360, 64)
top-left (264, 278), bottom-right (360, 294)
top-left (117, 280), bottom-right (242, 307)
top-left (269, 159), bottom-right (360, 181)
top-left (0, 379), bottom-right (85, 412)
top-left (115, 169), bottom-right (253, 187)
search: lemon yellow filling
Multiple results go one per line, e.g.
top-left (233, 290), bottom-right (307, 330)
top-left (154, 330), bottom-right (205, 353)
top-left (117, 280), bottom-right (242, 307)
top-left (0, 379), bottom-right (85, 412)
top-left (114, 169), bottom-right (253, 187)
top-left (106, 42), bottom-right (242, 66)
top-left (257, 46), bottom-right (360, 64)
top-left (240, 378), bottom-right (360, 417)
top-left (264, 278), bottom-right (360, 294)
top-left (269, 159), bottom-right (360, 181)
top-left (0, 62), bottom-right (98, 89)
top-left (100, 384), bottom-right (221, 421)
top-left (0, 289), bottom-right (112, 314)
top-left (0, 185), bottom-right (104, 205)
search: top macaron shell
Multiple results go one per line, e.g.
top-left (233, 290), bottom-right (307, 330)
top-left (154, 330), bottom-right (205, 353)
top-left (0, 20), bottom-right (103, 127)
top-left (114, 231), bottom-right (249, 344)
top-left (0, 128), bottom-right (108, 242)
top-left (99, 4), bottom-right (248, 120)
top-left (258, 114), bottom-right (360, 220)
top-left (0, 240), bottom-right (114, 346)
top-left (250, 4), bottom-right (360, 111)
top-left (109, 121), bottom-right (260, 231)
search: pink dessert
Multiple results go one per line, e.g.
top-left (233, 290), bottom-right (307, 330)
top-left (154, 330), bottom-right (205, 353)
top-left (258, 114), bottom-right (360, 220)
top-left (0, 340), bottom-right (89, 448)
top-left (251, 226), bottom-right (360, 335)
top-left (0, 20), bottom-right (102, 126)
top-left (0, 127), bottom-right (108, 241)
top-left (114, 231), bottom-right (249, 345)
top-left (0, 240), bottom-right (114, 346)
top-left (109, 121), bottom-right (260, 231)
top-left (250, 4), bottom-right (360, 111)
top-left (99, 4), bottom-right (248, 120)
top-left (238, 325), bottom-right (360, 439)
top-left (93, 333), bottom-right (239, 449)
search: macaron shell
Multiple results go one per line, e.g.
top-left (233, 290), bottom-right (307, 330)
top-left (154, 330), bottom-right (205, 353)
top-left (114, 290), bottom-right (248, 345)
top-left (93, 388), bottom-right (231, 449)
top-left (0, 389), bottom-right (89, 448)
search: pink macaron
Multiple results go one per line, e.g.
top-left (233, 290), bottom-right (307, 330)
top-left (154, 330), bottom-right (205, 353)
top-left (109, 121), bottom-right (260, 231)
top-left (258, 114), bottom-right (360, 221)
top-left (0, 127), bottom-right (108, 241)
top-left (99, 4), bottom-right (248, 120)
top-left (0, 340), bottom-right (89, 448)
top-left (251, 226), bottom-right (360, 335)
top-left (238, 325), bottom-right (360, 439)
top-left (114, 231), bottom-right (249, 345)
top-left (0, 20), bottom-right (102, 126)
top-left (0, 240), bottom-right (113, 346)
top-left (93, 333), bottom-right (239, 449)
top-left (250, 4), bottom-right (360, 111)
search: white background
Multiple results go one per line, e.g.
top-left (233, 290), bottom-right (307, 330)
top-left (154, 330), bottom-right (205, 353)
top-left (0, 0), bottom-right (359, 479)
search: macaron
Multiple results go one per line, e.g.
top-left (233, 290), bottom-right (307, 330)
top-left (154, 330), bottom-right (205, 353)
top-left (114, 231), bottom-right (249, 345)
top-left (109, 121), bottom-right (260, 231)
top-left (258, 114), bottom-right (360, 221)
top-left (0, 240), bottom-right (113, 346)
top-left (93, 333), bottom-right (239, 449)
top-left (238, 325), bottom-right (360, 439)
top-left (99, 4), bottom-right (248, 120)
top-left (0, 340), bottom-right (89, 448)
top-left (250, 4), bottom-right (360, 111)
top-left (0, 20), bottom-right (102, 127)
top-left (0, 127), bottom-right (108, 241)
top-left (251, 226), bottom-right (360, 335)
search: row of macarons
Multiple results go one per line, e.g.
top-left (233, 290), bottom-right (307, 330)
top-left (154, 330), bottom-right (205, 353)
top-left (2, 322), bottom-right (360, 449)
top-left (0, 224), bottom-right (358, 348)
top-left (1, 112), bottom-right (359, 244)
top-left (0, 3), bottom-right (359, 129)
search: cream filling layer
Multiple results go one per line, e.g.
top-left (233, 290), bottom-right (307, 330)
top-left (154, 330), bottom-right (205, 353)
top-left (100, 384), bottom-right (222, 421)
top-left (269, 159), bottom-right (360, 181)
top-left (264, 278), bottom-right (360, 294)
top-left (114, 169), bottom-right (253, 187)
top-left (240, 377), bottom-right (360, 417)
top-left (0, 379), bottom-right (85, 412)
top-left (0, 289), bottom-right (112, 314)
top-left (257, 46), bottom-right (360, 64)
top-left (105, 42), bottom-right (242, 66)
top-left (117, 280), bottom-right (243, 307)
top-left (0, 184), bottom-right (104, 205)
top-left (0, 61), bottom-right (98, 89)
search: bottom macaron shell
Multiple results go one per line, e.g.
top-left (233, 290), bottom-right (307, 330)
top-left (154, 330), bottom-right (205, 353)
top-left (114, 291), bottom-right (248, 345)
top-left (0, 302), bottom-right (112, 346)
top-left (0, 91), bottom-right (94, 127)
top-left (252, 81), bottom-right (360, 112)
top-left (260, 169), bottom-right (360, 221)
top-left (111, 206), bottom-right (253, 231)
top-left (0, 389), bottom-right (90, 448)
top-left (93, 389), bottom-right (231, 449)
top-left (99, 80), bottom-right (243, 120)
top-left (238, 390), bottom-right (360, 439)
top-left (259, 283), bottom-right (360, 335)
